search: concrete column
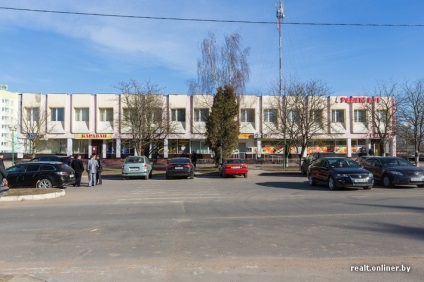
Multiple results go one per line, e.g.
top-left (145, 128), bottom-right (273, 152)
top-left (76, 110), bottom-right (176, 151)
top-left (116, 138), bottom-right (121, 158)
top-left (102, 140), bottom-right (107, 159)
top-left (257, 139), bottom-right (262, 158)
top-left (67, 138), bottom-right (73, 156)
top-left (164, 138), bottom-right (169, 158)
top-left (347, 138), bottom-right (352, 158)
top-left (88, 140), bottom-right (92, 157)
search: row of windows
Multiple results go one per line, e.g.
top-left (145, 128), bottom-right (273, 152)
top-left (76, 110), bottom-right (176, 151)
top-left (23, 107), bottom-right (389, 124)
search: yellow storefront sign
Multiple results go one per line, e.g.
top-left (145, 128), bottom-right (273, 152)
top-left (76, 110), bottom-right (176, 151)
top-left (75, 134), bottom-right (112, 139)
top-left (238, 134), bottom-right (252, 139)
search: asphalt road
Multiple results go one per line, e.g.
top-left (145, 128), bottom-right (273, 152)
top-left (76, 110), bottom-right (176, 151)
top-left (0, 170), bottom-right (423, 281)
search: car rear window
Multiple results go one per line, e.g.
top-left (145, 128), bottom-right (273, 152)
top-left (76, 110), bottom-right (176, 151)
top-left (126, 157), bottom-right (145, 163)
top-left (226, 159), bottom-right (243, 164)
top-left (40, 165), bottom-right (56, 171)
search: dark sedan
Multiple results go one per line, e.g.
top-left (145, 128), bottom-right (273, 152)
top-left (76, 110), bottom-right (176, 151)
top-left (6, 162), bottom-right (75, 188)
top-left (308, 157), bottom-right (374, 190)
top-left (361, 157), bottom-right (424, 188)
top-left (166, 157), bottom-right (195, 179)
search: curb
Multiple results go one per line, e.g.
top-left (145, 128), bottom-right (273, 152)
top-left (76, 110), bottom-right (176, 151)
top-left (0, 190), bottom-right (66, 202)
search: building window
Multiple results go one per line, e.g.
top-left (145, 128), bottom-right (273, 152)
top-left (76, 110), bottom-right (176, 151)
top-left (376, 110), bottom-right (388, 122)
top-left (171, 109), bottom-right (186, 122)
top-left (287, 110), bottom-right (300, 124)
top-left (51, 108), bottom-right (65, 122)
top-left (332, 110), bottom-right (344, 123)
top-left (354, 110), bottom-right (367, 123)
top-left (26, 107), bottom-right (40, 122)
top-left (194, 109), bottom-right (208, 122)
top-left (264, 109), bottom-right (277, 123)
top-left (310, 110), bottom-right (323, 126)
top-left (75, 108), bottom-right (89, 122)
top-left (241, 109), bottom-right (255, 122)
top-left (99, 108), bottom-right (113, 122)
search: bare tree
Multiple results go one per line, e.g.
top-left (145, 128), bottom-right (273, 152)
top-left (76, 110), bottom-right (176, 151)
top-left (272, 79), bottom-right (332, 168)
top-left (397, 79), bottom-right (424, 164)
top-left (361, 81), bottom-right (400, 156)
top-left (116, 80), bottom-right (176, 157)
top-left (189, 32), bottom-right (250, 95)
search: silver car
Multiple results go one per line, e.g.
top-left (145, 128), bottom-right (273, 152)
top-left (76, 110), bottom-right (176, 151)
top-left (122, 156), bottom-right (153, 180)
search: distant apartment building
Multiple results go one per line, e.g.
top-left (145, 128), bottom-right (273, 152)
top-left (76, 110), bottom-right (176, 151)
top-left (0, 85), bottom-right (19, 154)
top-left (1, 89), bottom-right (396, 160)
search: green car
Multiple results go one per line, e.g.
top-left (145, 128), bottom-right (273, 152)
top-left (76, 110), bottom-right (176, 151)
top-left (122, 156), bottom-right (153, 180)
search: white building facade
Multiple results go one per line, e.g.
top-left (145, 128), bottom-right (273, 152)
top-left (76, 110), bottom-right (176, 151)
top-left (3, 90), bottom-right (396, 161)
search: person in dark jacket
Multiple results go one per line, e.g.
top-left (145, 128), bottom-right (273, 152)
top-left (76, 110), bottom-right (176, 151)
top-left (191, 151), bottom-right (198, 169)
top-left (71, 154), bottom-right (85, 187)
top-left (96, 155), bottom-right (102, 185)
top-left (0, 153), bottom-right (7, 180)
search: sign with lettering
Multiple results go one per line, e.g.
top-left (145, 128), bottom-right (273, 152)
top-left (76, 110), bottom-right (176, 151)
top-left (74, 134), bottom-right (112, 139)
top-left (335, 97), bottom-right (381, 103)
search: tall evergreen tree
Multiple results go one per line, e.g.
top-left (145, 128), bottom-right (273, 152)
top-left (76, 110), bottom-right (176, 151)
top-left (206, 85), bottom-right (240, 164)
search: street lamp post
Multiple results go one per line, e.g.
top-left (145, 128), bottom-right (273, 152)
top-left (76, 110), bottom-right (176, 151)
top-left (8, 124), bottom-right (18, 166)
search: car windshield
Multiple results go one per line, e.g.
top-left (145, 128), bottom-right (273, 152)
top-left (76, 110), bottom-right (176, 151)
top-left (328, 158), bottom-right (360, 168)
top-left (126, 157), bottom-right (145, 163)
top-left (380, 158), bottom-right (412, 167)
top-left (225, 159), bottom-right (243, 164)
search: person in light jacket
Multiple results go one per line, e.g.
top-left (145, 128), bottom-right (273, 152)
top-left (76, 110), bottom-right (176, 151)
top-left (87, 154), bottom-right (99, 187)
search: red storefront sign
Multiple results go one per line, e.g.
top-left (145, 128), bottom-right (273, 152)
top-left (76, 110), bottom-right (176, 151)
top-left (336, 97), bottom-right (381, 103)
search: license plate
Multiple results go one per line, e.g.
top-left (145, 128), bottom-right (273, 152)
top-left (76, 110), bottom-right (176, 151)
top-left (354, 179), bottom-right (368, 183)
top-left (411, 177), bottom-right (422, 181)
top-left (232, 166), bottom-right (241, 169)
top-left (70, 174), bottom-right (75, 178)
top-left (175, 167), bottom-right (183, 170)
top-left (129, 168), bottom-right (139, 171)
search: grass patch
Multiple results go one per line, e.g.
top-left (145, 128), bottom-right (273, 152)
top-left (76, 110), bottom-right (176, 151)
top-left (6, 188), bottom-right (63, 197)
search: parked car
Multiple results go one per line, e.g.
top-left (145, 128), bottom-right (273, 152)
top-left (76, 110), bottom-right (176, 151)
top-left (166, 157), bottom-right (194, 179)
top-left (308, 157), bottom-right (374, 190)
top-left (0, 178), bottom-right (9, 197)
top-left (122, 156), bottom-right (153, 180)
top-left (219, 158), bottom-right (248, 178)
top-left (361, 156), bottom-right (424, 188)
top-left (6, 162), bottom-right (76, 188)
top-left (301, 152), bottom-right (337, 175)
top-left (29, 155), bottom-right (71, 164)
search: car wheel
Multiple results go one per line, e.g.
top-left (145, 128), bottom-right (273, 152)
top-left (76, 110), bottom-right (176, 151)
top-left (363, 186), bottom-right (372, 190)
top-left (328, 177), bottom-right (337, 190)
top-left (244, 173), bottom-right (247, 178)
top-left (149, 170), bottom-right (153, 178)
top-left (308, 175), bottom-right (316, 186)
top-left (36, 179), bottom-right (52, 188)
top-left (145, 173), bottom-right (149, 180)
top-left (190, 173), bottom-right (194, 179)
top-left (382, 175), bottom-right (393, 188)
top-left (417, 184), bottom-right (424, 188)
top-left (166, 174), bottom-right (170, 180)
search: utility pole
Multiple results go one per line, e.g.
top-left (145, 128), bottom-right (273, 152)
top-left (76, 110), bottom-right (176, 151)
top-left (276, 1), bottom-right (287, 169)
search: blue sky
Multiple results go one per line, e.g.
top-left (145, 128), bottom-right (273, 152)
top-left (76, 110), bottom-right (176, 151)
top-left (1, 0), bottom-right (423, 96)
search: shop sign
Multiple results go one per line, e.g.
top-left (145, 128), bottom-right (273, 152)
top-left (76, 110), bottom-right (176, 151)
top-left (335, 97), bottom-right (380, 103)
top-left (75, 134), bottom-right (112, 139)
top-left (238, 134), bottom-right (252, 139)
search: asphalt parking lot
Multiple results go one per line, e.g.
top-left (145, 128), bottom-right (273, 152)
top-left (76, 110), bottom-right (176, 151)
top-left (1, 170), bottom-right (423, 281)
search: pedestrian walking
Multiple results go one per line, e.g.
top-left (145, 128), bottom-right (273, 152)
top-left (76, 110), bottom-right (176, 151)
top-left (87, 154), bottom-right (99, 187)
top-left (71, 154), bottom-right (84, 187)
top-left (191, 151), bottom-right (198, 169)
top-left (96, 155), bottom-right (103, 185)
top-left (0, 153), bottom-right (8, 181)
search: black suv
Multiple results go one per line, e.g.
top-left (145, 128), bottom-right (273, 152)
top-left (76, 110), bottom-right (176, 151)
top-left (6, 162), bottom-right (76, 188)
top-left (301, 152), bottom-right (337, 175)
top-left (29, 155), bottom-right (71, 164)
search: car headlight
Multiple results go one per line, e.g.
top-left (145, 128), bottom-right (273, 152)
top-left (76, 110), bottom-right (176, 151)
top-left (336, 173), bottom-right (348, 177)
top-left (368, 173), bottom-right (373, 178)
top-left (390, 171), bottom-right (404, 176)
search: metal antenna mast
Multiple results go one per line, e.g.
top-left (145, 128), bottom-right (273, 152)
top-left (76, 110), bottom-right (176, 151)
top-left (276, 1), bottom-right (287, 168)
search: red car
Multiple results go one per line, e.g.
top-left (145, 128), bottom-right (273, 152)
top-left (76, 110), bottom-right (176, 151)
top-left (219, 159), bottom-right (248, 178)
